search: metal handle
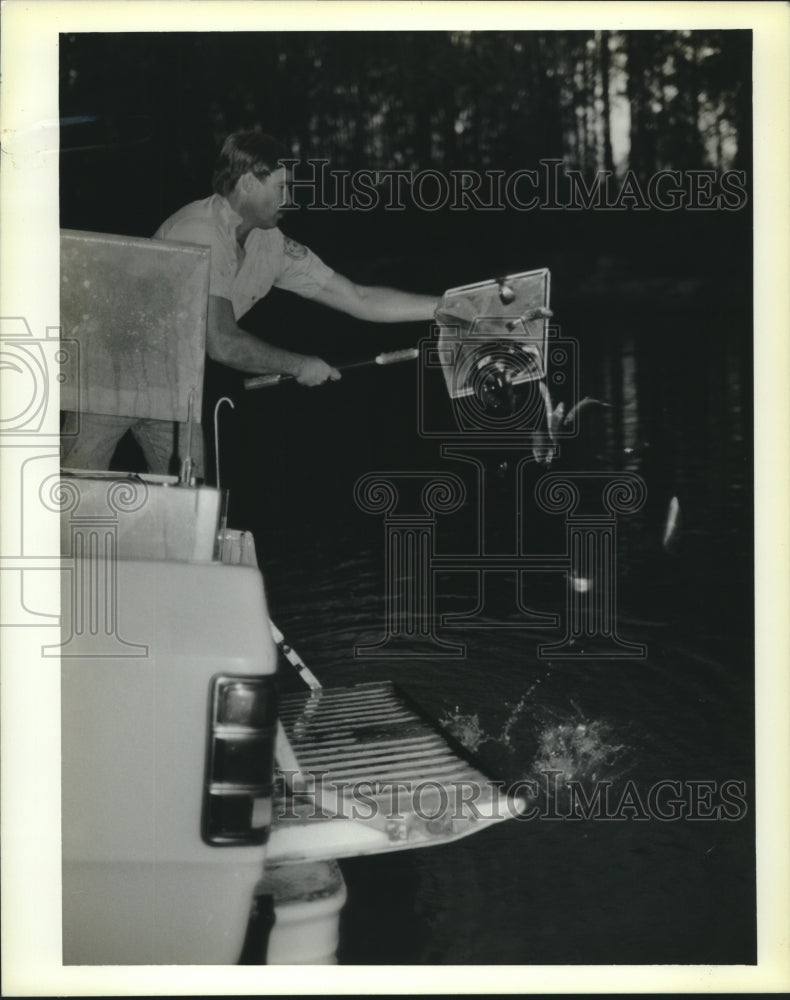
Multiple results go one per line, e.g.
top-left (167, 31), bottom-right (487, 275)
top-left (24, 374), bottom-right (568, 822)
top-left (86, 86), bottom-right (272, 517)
top-left (374, 347), bottom-right (419, 365)
top-left (244, 347), bottom-right (419, 391)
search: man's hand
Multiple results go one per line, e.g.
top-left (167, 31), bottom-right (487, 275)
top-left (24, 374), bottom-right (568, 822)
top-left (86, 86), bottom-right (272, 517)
top-left (295, 355), bottom-right (342, 386)
top-left (206, 297), bottom-right (344, 384)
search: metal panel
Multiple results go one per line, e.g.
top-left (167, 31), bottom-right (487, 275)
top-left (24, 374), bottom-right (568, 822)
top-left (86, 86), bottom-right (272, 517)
top-left (60, 229), bottom-right (209, 422)
top-left (58, 472), bottom-right (225, 562)
top-left (268, 682), bottom-right (521, 862)
top-left (435, 267), bottom-right (551, 399)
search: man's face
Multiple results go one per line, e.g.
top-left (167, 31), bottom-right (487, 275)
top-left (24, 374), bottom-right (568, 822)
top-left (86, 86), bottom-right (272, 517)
top-left (246, 166), bottom-right (292, 229)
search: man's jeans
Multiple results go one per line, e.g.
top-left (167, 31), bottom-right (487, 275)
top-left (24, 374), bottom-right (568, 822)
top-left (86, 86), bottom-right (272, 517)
top-left (61, 412), bottom-right (205, 479)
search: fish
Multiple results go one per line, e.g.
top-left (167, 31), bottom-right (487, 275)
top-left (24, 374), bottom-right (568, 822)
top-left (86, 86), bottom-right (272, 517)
top-left (662, 495), bottom-right (682, 552)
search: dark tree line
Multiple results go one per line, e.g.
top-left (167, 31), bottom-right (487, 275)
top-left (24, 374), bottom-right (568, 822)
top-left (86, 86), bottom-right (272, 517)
top-left (60, 29), bottom-right (751, 188)
top-left (58, 29), bottom-right (753, 306)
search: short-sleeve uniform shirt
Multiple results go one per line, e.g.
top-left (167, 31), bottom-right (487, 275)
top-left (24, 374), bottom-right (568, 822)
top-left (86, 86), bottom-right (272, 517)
top-left (153, 194), bottom-right (334, 320)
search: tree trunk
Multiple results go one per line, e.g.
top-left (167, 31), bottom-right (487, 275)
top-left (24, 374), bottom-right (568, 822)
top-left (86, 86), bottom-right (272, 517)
top-left (626, 32), bottom-right (654, 182)
top-left (599, 30), bottom-right (615, 173)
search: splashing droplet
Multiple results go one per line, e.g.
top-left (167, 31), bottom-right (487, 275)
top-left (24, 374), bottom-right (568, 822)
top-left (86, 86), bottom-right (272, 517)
top-left (440, 709), bottom-right (490, 752)
top-left (529, 716), bottom-right (629, 795)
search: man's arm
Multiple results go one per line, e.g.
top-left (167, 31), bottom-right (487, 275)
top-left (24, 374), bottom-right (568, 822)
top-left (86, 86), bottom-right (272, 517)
top-left (207, 295), bottom-right (340, 385)
top-left (312, 272), bottom-right (440, 322)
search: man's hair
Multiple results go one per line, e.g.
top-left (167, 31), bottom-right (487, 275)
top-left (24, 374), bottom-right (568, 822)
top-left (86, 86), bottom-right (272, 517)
top-left (212, 130), bottom-right (289, 196)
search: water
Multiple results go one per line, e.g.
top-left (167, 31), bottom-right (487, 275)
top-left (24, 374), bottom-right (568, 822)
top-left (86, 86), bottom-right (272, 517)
top-left (221, 261), bottom-right (755, 965)
top-left (248, 517), bottom-right (754, 964)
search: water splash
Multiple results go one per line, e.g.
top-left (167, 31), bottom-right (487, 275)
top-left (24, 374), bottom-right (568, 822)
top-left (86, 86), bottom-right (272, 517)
top-left (497, 665), bottom-right (555, 749)
top-left (440, 668), bottom-right (551, 754)
top-left (531, 717), bottom-right (628, 787)
top-left (524, 705), bottom-right (631, 816)
top-left (439, 707), bottom-right (492, 752)
top-left (439, 670), bottom-right (630, 802)
top-left (499, 693), bottom-right (529, 749)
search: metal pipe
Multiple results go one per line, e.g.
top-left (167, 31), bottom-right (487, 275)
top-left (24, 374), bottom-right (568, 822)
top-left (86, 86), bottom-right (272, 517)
top-left (243, 347), bottom-right (419, 391)
top-left (213, 396), bottom-right (235, 489)
top-left (179, 387), bottom-right (196, 486)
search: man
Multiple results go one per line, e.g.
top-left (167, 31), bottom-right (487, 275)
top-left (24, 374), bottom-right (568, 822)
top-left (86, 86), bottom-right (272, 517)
top-left (61, 130), bottom-right (440, 477)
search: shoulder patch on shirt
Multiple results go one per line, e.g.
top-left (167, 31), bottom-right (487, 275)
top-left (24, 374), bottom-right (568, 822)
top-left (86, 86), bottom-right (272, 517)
top-left (283, 237), bottom-right (308, 260)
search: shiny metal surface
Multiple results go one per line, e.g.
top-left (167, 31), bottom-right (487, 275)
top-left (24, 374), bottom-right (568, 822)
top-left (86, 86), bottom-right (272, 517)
top-left (267, 682), bottom-right (519, 862)
top-left (435, 268), bottom-right (551, 399)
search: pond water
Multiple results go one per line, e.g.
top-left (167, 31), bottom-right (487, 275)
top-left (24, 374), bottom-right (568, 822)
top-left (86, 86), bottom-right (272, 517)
top-left (232, 287), bottom-right (755, 965)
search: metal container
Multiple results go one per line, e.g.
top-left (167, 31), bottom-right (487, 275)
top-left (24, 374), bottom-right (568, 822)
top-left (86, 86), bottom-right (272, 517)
top-left (59, 472), bottom-right (226, 563)
top-left (60, 229), bottom-right (209, 423)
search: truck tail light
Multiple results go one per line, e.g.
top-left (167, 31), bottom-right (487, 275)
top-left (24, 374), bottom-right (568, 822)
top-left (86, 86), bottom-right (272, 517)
top-left (202, 675), bottom-right (278, 846)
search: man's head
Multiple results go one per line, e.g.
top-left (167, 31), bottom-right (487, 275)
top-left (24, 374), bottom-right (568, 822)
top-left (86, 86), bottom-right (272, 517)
top-left (212, 130), bottom-right (288, 196)
top-left (213, 131), bottom-right (292, 230)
